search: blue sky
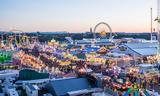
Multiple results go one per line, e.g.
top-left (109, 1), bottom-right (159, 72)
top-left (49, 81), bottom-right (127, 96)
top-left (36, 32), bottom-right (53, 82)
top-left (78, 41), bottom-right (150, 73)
top-left (0, 0), bottom-right (157, 32)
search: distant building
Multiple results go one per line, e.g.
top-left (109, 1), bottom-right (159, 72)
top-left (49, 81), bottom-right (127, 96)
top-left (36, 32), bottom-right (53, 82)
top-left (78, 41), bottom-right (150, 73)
top-left (5, 86), bottom-right (19, 96)
top-left (25, 84), bottom-right (38, 96)
top-left (90, 27), bottom-right (92, 33)
top-left (3, 79), bottom-right (19, 96)
top-left (74, 38), bottom-right (114, 46)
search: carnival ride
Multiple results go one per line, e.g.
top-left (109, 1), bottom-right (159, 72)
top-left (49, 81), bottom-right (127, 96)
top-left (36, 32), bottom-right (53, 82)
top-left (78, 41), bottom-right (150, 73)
top-left (0, 29), bottom-right (40, 49)
top-left (9, 29), bottom-right (23, 45)
top-left (0, 50), bottom-right (12, 64)
top-left (93, 22), bottom-right (116, 41)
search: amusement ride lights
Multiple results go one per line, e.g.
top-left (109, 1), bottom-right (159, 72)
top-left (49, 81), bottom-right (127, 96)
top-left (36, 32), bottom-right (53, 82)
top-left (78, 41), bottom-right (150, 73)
top-left (92, 22), bottom-right (113, 46)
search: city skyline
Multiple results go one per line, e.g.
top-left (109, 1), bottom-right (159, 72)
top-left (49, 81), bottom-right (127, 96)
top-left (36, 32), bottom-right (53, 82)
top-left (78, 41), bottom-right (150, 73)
top-left (0, 0), bottom-right (157, 32)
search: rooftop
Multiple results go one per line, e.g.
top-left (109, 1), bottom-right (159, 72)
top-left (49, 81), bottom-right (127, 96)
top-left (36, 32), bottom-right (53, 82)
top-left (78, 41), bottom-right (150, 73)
top-left (132, 47), bottom-right (157, 56)
top-left (123, 42), bottom-right (157, 49)
top-left (46, 78), bottom-right (91, 96)
top-left (26, 84), bottom-right (36, 91)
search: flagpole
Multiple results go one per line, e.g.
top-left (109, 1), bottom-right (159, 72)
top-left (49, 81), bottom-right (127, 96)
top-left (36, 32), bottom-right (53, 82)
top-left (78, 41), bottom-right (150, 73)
top-left (150, 8), bottom-right (153, 43)
top-left (151, 8), bottom-right (153, 42)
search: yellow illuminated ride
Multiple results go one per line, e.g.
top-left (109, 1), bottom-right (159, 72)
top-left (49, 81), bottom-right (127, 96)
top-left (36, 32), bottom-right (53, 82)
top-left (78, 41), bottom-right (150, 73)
top-left (48, 39), bottom-right (59, 47)
top-left (20, 35), bottom-right (30, 47)
top-left (100, 30), bottom-right (107, 37)
top-left (93, 22), bottom-right (112, 40)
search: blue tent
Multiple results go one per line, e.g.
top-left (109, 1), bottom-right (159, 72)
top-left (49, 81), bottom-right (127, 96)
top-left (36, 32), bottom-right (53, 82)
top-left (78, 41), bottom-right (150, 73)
top-left (85, 47), bottom-right (99, 53)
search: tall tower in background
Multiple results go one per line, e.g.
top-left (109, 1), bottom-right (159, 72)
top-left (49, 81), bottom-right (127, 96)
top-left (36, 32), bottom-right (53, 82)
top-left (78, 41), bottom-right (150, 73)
top-left (90, 27), bottom-right (92, 33)
top-left (150, 8), bottom-right (153, 42)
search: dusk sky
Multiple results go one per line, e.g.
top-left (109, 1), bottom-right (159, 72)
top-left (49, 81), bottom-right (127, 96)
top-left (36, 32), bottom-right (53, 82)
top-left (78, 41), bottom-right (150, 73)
top-left (0, 0), bottom-right (157, 32)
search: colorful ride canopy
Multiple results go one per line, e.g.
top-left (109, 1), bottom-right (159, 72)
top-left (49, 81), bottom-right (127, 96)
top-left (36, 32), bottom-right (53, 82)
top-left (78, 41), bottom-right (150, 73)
top-left (0, 50), bottom-right (12, 64)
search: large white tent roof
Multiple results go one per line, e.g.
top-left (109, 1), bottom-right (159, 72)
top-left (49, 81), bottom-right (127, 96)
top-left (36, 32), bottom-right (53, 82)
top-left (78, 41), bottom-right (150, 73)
top-left (124, 42), bottom-right (157, 49)
top-left (122, 42), bottom-right (158, 56)
top-left (132, 47), bottom-right (157, 56)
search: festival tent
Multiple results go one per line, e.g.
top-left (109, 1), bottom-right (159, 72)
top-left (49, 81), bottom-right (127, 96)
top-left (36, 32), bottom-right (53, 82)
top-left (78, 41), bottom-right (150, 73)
top-left (19, 69), bottom-right (49, 80)
top-left (45, 78), bottom-right (91, 96)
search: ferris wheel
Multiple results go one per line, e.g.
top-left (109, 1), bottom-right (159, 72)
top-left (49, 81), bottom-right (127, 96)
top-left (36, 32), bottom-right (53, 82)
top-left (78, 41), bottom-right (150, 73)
top-left (93, 22), bottom-right (113, 41)
top-left (9, 29), bottom-right (30, 46)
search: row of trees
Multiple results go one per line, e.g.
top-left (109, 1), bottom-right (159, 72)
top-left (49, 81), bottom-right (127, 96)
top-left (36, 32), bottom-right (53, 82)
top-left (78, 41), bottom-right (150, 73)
top-left (0, 32), bottom-right (156, 43)
top-left (31, 32), bottom-right (157, 42)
